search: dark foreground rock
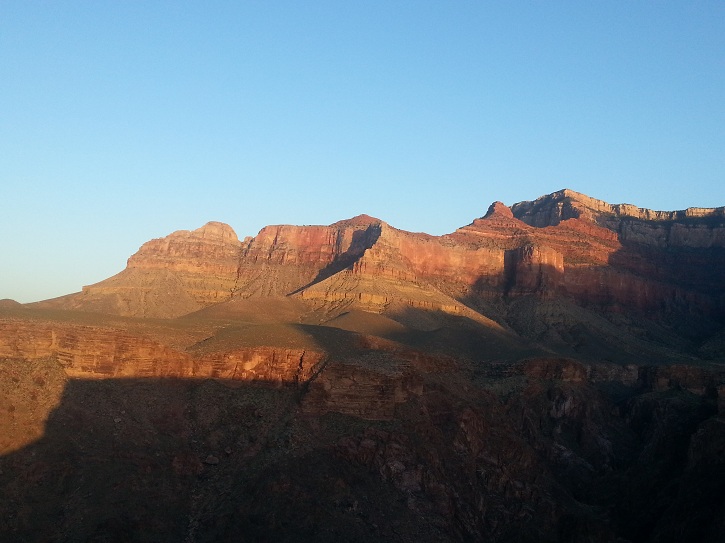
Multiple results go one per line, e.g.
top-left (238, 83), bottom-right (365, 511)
top-left (0, 356), bottom-right (722, 543)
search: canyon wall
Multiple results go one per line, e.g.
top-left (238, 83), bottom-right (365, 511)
top-left (34, 190), bottom-right (725, 334)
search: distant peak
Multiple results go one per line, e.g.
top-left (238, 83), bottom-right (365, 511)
top-left (484, 201), bottom-right (514, 219)
top-left (511, 189), bottom-right (725, 227)
top-left (194, 221), bottom-right (239, 241)
top-left (332, 214), bottom-right (384, 227)
top-left (555, 188), bottom-right (586, 200)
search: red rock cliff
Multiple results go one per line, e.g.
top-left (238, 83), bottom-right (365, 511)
top-left (35, 190), bottom-right (725, 331)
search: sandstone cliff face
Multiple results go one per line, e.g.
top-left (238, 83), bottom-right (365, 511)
top-left (34, 190), bottom-right (725, 347)
top-left (41, 222), bottom-right (245, 318)
top-left (500, 190), bottom-right (725, 327)
top-left (512, 188), bottom-right (725, 248)
top-left (302, 352), bottom-right (425, 420)
top-left (293, 221), bottom-right (495, 319)
top-left (0, 320), bottom-right (192, 378)
top-left (128, 221), bottom-right (241, 271)
top-left (111, 221), bottom-right (243, 307)
top-left (0, 319), bottom-right (325, 384)
top-left (232, 216), bottom-right (382, 298)
top-left (503, 244), bottom-right (564, 296)
top-left (192, 347), bottom-right (325, 384)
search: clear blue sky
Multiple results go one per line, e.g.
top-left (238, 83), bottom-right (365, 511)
top-left (2, 1), bottom-right (724, 303)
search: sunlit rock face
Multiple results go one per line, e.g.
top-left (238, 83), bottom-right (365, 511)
top-left (30, 189), bottom-right (725, 337)
top-left (32, 222), bottom-right (244, 318)
top-left (126, 221), bottom-right (242, 275)
top-left (508, 189), bottom-right (725, 322)
top-left (511, 188), bottom-right (725, 230)
top-left (0, 320), bottom-right (325, 383)
top-left (233, 216), bottom-right (384, 299)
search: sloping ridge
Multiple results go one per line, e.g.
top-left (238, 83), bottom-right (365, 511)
top-left (32, 221), bottom-right (244, 318)
top-left (291, 220), bottom-right (501, 328)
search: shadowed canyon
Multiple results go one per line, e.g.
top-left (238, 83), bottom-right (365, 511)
top-left (1, 189), bottom-right (724, 542)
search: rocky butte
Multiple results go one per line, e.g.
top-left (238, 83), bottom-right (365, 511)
top-left (1, 189), bottom-right (723, 542)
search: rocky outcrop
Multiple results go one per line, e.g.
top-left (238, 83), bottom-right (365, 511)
top-left (501, 190), bottom-right (725, 326)
top-left (512, 188), bottom-right (725, 224)
top-left (193, 347), bottom-right (325, 384)
top-left (36, 222), bottom-right (245, 318)
top-left (512, 188), bottom-right (725, 248)
top-left (302, 355), bottom-right (424, 420)
top-left (127, 221), bottom-right (241, 272)
top-left (0, 319), bottom-right (325, 384)
top-left (232, 217), bottom-right (383, 298)
top-left (0, 320), bottom-right (192, 378)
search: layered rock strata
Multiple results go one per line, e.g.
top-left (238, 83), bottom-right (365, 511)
top-left (0, 319), bottom-right (324, 384)
top-left (33, 190), bottom-right (725, 341)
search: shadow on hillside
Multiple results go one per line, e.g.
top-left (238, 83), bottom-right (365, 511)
top-left (1, 372), bottom-right (419, 543)
top-left (2, 366), bottom-right (724, 543)
top-left (0, 377), bottom-right (290, 542)
top-left (599, 242), bottom-right (725, 350)
top-left (605, 242), bottom-right (725, 334)
top-left (379, 305), bottom-right (547, 363)
top-left (289, 225), bottom-right (382, 295)
top-left (0, 319), bottom-right (444, 543)
top-left (458, 238), bottom-right (725, 361)
top-left (1, 368), bottom-right (472, 543)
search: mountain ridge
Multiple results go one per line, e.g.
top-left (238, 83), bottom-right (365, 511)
top-left (29, 189), bottom-right (724, 348)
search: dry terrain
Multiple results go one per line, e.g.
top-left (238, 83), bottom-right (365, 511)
top-left (1, 189), bottom-right (724, 542)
